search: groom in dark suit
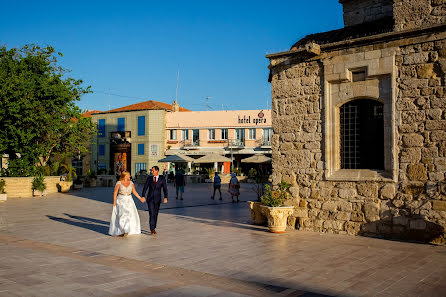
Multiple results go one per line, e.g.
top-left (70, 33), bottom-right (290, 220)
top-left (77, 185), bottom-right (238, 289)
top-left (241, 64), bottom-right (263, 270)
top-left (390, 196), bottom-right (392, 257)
top-left (141, 166), bottom-right (168, 235)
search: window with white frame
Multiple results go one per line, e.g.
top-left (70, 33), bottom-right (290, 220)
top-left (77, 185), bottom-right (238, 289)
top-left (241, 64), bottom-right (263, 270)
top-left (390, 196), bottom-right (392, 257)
top-left (221, 128), bottom-right (228, 140)
top-left (248, 128), bottom-right (256, 140)
top-left (181, 129), bottom-right (189, 140)
top-left (170, 130), bottom-right (177, 140)
top-left (208, 129), bottom-right (215, 140)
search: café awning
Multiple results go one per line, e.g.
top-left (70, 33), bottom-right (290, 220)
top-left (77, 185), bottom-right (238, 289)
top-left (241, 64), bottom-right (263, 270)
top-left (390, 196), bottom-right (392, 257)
top-left (158, 154), bottom-right (194, 163)
top-left (241, 154), bottom-right (272, 164)
top-left (194, 153), bottom-right (232, 163)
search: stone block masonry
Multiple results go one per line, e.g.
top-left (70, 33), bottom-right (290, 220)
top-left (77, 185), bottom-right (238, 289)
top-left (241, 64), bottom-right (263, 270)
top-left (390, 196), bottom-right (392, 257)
top-left (2, 176), bottom-right (61, 198)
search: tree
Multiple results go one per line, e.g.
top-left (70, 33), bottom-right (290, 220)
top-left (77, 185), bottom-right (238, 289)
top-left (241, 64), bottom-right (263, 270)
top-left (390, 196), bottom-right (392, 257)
top-left (0, 44), bottom-right (95, 176)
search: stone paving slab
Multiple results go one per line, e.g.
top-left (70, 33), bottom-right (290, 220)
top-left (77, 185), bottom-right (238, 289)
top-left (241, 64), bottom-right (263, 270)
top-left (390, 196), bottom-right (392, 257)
top-left (0, 183), bottom-right (446, 296)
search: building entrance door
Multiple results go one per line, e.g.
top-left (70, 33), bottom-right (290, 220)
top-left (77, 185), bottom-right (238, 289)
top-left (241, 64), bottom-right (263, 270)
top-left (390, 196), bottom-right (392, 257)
top-left (110, 143), bottom-right (131, 178)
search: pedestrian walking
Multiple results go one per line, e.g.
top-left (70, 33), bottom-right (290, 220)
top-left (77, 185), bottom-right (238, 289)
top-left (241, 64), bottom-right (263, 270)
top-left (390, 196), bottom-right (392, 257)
top-left (141, 166), bottom-right (168, 235)
top-left (174, 169), bottom-right (186, 200)
top-left (211, 172), bottom-right (222, 200)
top-left (228, 173), bottom-right (240, 203)
top-left (109, 172), bottom-right (145, 237)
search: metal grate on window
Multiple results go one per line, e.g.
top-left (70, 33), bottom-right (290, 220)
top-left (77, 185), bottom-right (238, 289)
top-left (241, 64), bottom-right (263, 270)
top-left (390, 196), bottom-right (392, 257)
top-left (340, 104), bottom-right (360, 169)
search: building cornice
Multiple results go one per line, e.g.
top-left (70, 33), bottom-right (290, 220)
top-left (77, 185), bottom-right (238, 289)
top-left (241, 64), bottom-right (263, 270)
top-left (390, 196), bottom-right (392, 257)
top-left (266, 23), bottom-right (446, 60)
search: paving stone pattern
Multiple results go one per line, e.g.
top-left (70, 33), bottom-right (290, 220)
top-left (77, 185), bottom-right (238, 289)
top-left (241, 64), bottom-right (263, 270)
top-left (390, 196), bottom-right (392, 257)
top-left (0, 184), bottom-right (445, 296)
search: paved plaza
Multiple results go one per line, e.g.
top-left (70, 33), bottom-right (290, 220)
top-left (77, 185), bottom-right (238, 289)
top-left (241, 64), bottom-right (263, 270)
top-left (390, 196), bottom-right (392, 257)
top-left (0, 183), bottom-right (445, 297)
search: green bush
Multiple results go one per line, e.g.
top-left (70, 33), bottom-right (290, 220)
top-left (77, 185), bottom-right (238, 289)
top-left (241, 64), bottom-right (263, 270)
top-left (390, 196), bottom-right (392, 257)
top-left (248, 168), bottom-right (257, 178)
top-left (87, 170), bottom-right (97, 179)
top-left (232, 167), bottom-right (242, 176)
top-left (260, 181), bottom-right (291, 207)
top-left (32, 175), bottom-right (46, 192)
top-left (0, 179), bottom-right (6, 194)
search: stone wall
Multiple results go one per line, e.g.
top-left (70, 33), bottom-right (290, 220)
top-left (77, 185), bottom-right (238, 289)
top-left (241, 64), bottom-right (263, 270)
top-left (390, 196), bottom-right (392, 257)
top-left (268, 31), bottom-right (446, 243)
top-left (1, 176), bottom-right (61, 198)
top-left (341, 0), bottom-right (393, 27)
top-left (393, 0), bottom-right (446, 31)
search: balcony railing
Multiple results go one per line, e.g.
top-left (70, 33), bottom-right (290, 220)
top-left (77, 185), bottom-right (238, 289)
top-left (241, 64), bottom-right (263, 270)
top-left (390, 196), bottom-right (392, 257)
top-left (260, 139), bottom-right (272, 146)
top-left (181, 139), bottom-right (200, 147)
top-left (228, 139), bottom-right (245, 147)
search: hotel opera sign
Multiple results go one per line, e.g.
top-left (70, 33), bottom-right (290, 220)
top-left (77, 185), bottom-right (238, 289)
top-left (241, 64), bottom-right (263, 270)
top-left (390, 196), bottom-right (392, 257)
top-left (237, 110), bottom-right (267, 125)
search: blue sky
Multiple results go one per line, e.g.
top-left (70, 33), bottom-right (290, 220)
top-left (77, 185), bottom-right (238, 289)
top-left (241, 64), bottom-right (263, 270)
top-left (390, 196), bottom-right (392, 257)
top-left (1, 0), bottom-right (343, 112)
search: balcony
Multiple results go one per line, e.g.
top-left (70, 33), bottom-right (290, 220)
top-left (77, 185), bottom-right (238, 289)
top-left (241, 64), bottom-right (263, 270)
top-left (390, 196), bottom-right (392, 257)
top-left (227, 139), bottom-right (245, 148)
top-left (181, 139), bottom-right (200, 148)
top-left (261, 139), bottom-right (271, 147)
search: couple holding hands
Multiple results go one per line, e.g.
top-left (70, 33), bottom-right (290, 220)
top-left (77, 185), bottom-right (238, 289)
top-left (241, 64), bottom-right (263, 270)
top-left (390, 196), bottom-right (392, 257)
top-left (108, 166), bottom-right (167, 237)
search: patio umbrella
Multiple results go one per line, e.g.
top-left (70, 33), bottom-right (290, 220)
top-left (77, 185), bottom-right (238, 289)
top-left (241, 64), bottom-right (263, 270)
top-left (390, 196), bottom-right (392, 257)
top-left (194, 153), bottom-right (232, 163)
top-left (241, 154), bottom-right (272, 164)
top-left (158, 154), bottom-right (194, 163)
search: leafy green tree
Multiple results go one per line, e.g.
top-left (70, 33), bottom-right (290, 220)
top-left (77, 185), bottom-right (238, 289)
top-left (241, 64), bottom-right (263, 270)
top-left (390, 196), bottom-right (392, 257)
top-left (0, 44), bottom-right (95, 176)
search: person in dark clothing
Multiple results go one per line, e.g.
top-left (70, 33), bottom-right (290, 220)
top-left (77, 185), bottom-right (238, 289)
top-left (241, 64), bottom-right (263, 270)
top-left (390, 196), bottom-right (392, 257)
top-left (141, 166), bottom-right (168, 235)
top-left (174, 169), bottom-right (186, 200)
top-left (211, 172), bottom-right (222, 200)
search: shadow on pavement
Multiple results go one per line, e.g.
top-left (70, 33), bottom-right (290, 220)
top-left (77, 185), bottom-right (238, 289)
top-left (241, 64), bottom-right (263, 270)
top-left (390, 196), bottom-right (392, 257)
top-left (46, 213), bottom-right (151, 236)
top-left (66, 184), bottom-right (261, 232)
top-left (172, 215), bottom-right (268, 232)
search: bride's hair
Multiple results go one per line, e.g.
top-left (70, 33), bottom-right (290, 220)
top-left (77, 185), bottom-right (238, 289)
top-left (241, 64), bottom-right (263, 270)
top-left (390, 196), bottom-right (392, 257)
top-left (120, 171), bottom-right (130, 181)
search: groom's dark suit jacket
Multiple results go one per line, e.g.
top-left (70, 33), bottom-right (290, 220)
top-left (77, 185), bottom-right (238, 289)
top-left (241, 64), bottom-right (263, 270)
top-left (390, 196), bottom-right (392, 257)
top-left (141, 175), bottom-right (168, 203)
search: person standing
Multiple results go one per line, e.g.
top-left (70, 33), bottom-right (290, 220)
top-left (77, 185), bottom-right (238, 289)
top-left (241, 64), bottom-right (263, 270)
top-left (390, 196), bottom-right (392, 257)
top-left (109, 172), bottom-right (145, 237)
top-left (141, 166), bottom-right (168, 235)
top-left (174, 169), bottom-right (185, 200)
top-left (211, 172), bottom-right (222, 200)
top-left (115, 153), bottom-right (125, 182)
top-left (228, 173), bottom-right (240, 203)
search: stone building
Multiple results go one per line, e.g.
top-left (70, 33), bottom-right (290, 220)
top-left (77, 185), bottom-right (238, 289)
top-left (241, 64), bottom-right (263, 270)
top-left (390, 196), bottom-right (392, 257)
top-left (267, 0), bottom-right (446, 242)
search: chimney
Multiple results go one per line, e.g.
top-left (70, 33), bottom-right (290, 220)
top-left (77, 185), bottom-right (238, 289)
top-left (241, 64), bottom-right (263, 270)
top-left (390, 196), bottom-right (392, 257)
top-left (340, 0), bottom-right (393, 27)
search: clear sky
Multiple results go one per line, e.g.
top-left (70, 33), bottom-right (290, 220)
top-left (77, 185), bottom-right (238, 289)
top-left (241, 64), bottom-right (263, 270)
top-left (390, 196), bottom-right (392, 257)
top-left (1, 0), bottom-right (344, 112)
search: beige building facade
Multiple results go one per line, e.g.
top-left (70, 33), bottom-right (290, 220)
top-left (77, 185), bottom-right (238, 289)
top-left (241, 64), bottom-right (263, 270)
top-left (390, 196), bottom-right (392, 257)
top-left (90, 101), bottom-right (187, 176)
top-left (267, 0), bottom-right (446, 243)
top-left (165, 110), bottom-right (272, 173)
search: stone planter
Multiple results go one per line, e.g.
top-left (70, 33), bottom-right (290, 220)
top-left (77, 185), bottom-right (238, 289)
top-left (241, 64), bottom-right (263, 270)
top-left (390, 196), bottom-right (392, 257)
top-left (73, 183), bottom-right (83, 190)
top-left (89, 178), bottom-right (97, 187)
top-left (58, 181), bottom-right (73, 193)
top-left (248, 201), bottom-right (267, 225)
top-left (0, 193), bottom-right (7, 202)
top-left (260, 205), bottom-right (294, 233)
top-left (33, 190), bottom-right (47, 197)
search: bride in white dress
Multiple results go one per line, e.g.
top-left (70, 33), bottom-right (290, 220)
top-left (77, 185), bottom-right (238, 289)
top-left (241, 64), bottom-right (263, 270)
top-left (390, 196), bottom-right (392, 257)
top-left (109, 171), bottom-right (145, 236)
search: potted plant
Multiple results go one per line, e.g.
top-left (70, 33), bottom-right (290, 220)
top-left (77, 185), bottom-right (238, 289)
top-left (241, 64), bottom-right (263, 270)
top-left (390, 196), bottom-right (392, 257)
top-left (87, 170), bottom-right (97, 187)
top-left (0, 179), bottom-right (7, 201)
top-left (58, 163), bottom-right (77, 192)
top-left (73, 178), bottom-right (84, 190)
top-left (205, 168), bottom-right (215, 183)
top-left (32, 175), bottom-right (47, 197)
top-left (247, 168), bottom-right (257, 183)
top-left (259, 181), bottom-right (294, 233)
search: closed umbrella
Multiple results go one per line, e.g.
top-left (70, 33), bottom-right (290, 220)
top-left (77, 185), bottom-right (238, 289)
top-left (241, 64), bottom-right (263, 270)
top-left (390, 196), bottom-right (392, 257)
top-left (241, 154), bottom-right (271, 164)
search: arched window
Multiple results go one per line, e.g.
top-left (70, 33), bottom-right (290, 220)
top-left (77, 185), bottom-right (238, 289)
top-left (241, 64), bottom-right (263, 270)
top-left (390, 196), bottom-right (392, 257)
top-left (340, 99), bottom-right (384, 170)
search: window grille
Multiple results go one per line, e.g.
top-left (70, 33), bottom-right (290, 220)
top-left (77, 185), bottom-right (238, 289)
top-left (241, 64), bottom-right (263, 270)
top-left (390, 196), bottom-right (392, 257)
top-left (340, 99), bottom-right (384, 170)
top-left (340, 104), bottom-right (360, 169)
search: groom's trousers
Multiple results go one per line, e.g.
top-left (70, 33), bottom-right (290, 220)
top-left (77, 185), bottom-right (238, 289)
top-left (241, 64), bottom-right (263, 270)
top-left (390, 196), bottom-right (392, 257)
top-left (148, 200), bottom-right (161, 231)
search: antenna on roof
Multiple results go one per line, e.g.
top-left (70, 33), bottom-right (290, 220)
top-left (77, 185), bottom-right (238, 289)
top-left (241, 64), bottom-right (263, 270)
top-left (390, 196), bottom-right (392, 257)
top-left (205, 96), bottom-right (213, 111)
top-left (175, 70), bottom-right (180, 103)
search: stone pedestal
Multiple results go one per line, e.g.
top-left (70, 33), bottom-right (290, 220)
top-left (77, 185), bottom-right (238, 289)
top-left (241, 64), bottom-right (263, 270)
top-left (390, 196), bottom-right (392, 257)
top-left (248, 201), bottom-right (266, 225)
top-left (58, 181), bottom-right (72, 193)
top-left (33, 190), bottom-right (47, 197)
top-left (260, 205), bottom-right (294, 233)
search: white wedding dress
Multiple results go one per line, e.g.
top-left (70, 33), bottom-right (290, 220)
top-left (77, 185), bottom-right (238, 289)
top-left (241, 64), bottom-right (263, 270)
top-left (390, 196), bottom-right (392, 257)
top-left (109, 181), bottom-right (141, 236)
